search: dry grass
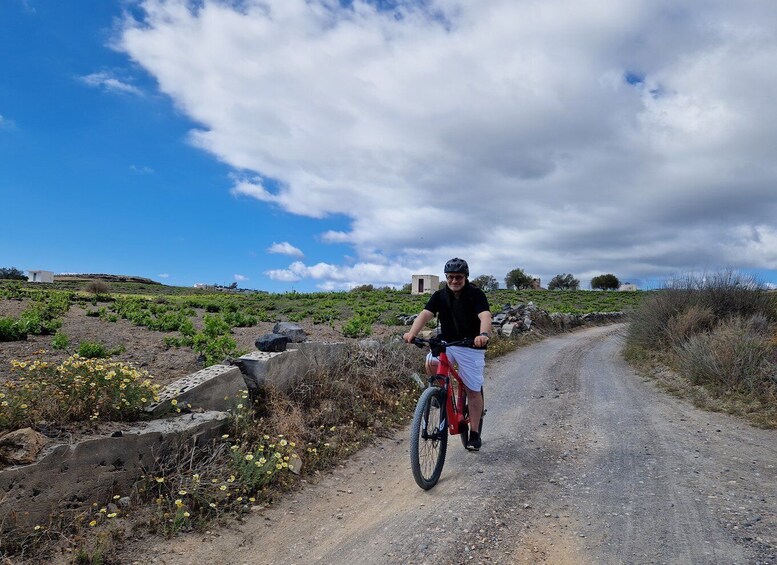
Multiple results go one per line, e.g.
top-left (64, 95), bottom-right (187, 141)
top-left (625, 271), bottom-right (777, 428)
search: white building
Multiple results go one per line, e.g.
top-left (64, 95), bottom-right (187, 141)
top-left (619, 283), bottom-right (638, 291)
top-left (28, 270), bottom-right (54, 283)
top-left (411, 274), bottom-right (439, 295)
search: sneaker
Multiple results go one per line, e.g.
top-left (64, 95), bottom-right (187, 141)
top-left (466, 431), bottom-right (481, 451)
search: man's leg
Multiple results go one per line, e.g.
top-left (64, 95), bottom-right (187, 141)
top-left (465, 386), bottom-right (483, 433)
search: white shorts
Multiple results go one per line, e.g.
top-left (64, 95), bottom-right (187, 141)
top-left (426, 345), bottom-right (485, 391)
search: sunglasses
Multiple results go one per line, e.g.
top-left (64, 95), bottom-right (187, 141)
top-left (446, 274), bottom-right (465, 281)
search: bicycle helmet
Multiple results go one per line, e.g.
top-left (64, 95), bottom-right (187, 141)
top-left (444, 257), bottom-right (469, 276)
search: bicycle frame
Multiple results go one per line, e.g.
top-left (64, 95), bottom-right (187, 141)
top-left (429, 349), bottom-right (469, 437)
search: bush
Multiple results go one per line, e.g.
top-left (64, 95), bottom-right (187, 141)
top-left (0, 267), bottom-right (27, 281)
top-left (52, 331), bottom-right (69, 350)
top-left (665, 305), bottom-right (716, 346)
top-left (341, 315), bottom-right (373, 338)
top-left (627, 271), bottom-right (777, 350)
top-left (674, 316), bottom-right (775, 395)
top-left (77, 341), bottom-right (109, 359)
top-left (0, 317), bottom-right (27, 341)
top-left (0, 356), bottom-right (161, 430)
top-left (192, 314), bottom-right (238, 366)
top-left (86, 280), bottom-right (110, 296)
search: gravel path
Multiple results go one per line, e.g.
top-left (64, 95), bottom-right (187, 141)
top-left (125, 324), bottom-right (776, 564)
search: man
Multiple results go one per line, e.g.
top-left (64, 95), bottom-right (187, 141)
top-left (403, 258), bottom-right (492, 451)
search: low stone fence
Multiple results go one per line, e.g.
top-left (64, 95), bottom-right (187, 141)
top-left (1, 413), bottom-right (228, 531)
top-left (0, 340), bottom-right (344, 530)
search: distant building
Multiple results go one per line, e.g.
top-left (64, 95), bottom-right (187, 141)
top-left (531, 277), bottom-right (542, 290)
top-left (411, 274), bottom-right (439, 295)
top-left (619, 283), bottom-right (638, 291)
top-left (28, 270), bottom-right (54, 283)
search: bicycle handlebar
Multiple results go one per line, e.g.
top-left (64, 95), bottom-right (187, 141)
top-left (411, 336), bottom-right (478, 350)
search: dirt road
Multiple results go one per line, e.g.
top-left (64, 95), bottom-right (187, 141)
top-left (139, 324), bottom-right (776, 564)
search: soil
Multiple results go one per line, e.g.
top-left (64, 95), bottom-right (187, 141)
top-left (101, 325), bottom-right (777, 564)
top-left (0, 298), bottom-right (406, 387)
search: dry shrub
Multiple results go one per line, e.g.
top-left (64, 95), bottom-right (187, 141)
top-left (248, 339), bottom-right (425, 472)
top-left (665, 305), bottom-right (716, 346)
top-left (673, 315), bottom-right (776, 396)
top-left (628, 271), bottom-right (777, 351)
top-left (85, 280), bottom-right (110, 296)
top-left (627, 287), bottom-right (695, 349)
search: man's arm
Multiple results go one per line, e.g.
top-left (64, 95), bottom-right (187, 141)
top-left (403, 309), bottom-right (435, 343)
top-left (473, 310), bottom-right (493, 348)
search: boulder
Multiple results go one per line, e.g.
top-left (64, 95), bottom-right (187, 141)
top-left (272, 322), bottom-right (307, 343)
top-left (0, 428), bottom-right (49, 466)
top-left (398, 314), bottom-right (418, 325)
top-left (255, 333), bottom-right (291, 352)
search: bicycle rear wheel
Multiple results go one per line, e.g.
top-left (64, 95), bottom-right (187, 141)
top-left (410, 386), bottom-right (448, 490)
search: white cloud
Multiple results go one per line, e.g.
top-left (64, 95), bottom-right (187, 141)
top-left (120, 0), bottom-right (777, 288)
top-left (234, 274), bottom-right (249, 282)
top-left (130, 164), bottom-right (155, 174)
top-left (265, 259), bottom-right (413, 290)
top-left (267, 241), bottom-right (304, 257)
top-left (81, 72), bottom-right (143, 95)
top-left (157, 273), bottom-right (169, 278)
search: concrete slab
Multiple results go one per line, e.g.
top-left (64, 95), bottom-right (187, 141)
top-left (0, 412), bottom-right (228, 531)
top-left (146, 364), bottom-right (245, 416)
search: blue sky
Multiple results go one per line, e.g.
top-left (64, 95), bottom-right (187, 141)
top-left (2, 1), bottom-right (777, 291)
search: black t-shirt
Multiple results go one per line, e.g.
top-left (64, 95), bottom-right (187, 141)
top-left (424, 282), bottom-right (490, 341)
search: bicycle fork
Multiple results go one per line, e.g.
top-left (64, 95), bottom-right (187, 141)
top-left (421, 392), bottom-right (447, 441)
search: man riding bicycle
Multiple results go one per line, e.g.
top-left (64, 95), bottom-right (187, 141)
top-left (403, 258), bottom-right (492, 451)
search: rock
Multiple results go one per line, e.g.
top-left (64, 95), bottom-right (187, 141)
top-left (501, 323), bottom-right (516, 337)
top-left (255, 333), bottom-right (290, 352)
top-left (272, 322), bottom-right (307, 343)
top-left (288, 454), bottom-right (303, 475)
top-left (358, 338), bottom-right (381, 351)
top-left (0, 428), bottom-right (49, 466)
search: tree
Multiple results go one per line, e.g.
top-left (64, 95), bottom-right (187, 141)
top-left (470, 274), bottom-right (499, 291)
top-left (504, 268), bottom-right (534, 290)
top-left (590, 274), bottom-right (620, 290)
top-left (0, 267), bottom-right (27, 281)
top-left (548, 273), bottom-right (580, 290)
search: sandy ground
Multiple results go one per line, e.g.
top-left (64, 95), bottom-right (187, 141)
top-left (107, 325), bottom-right (776, 564)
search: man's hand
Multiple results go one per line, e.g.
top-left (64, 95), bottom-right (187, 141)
top-left (474, 333), bottom-right (490, 348)
top-left (403, 332), bottom-right (416, 344)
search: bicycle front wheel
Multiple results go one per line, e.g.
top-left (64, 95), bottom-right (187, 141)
top-left (410, 386), bottom-right (448, 490)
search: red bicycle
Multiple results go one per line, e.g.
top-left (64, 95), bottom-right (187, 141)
top-left (409, 337), bottom-right (485, 490)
